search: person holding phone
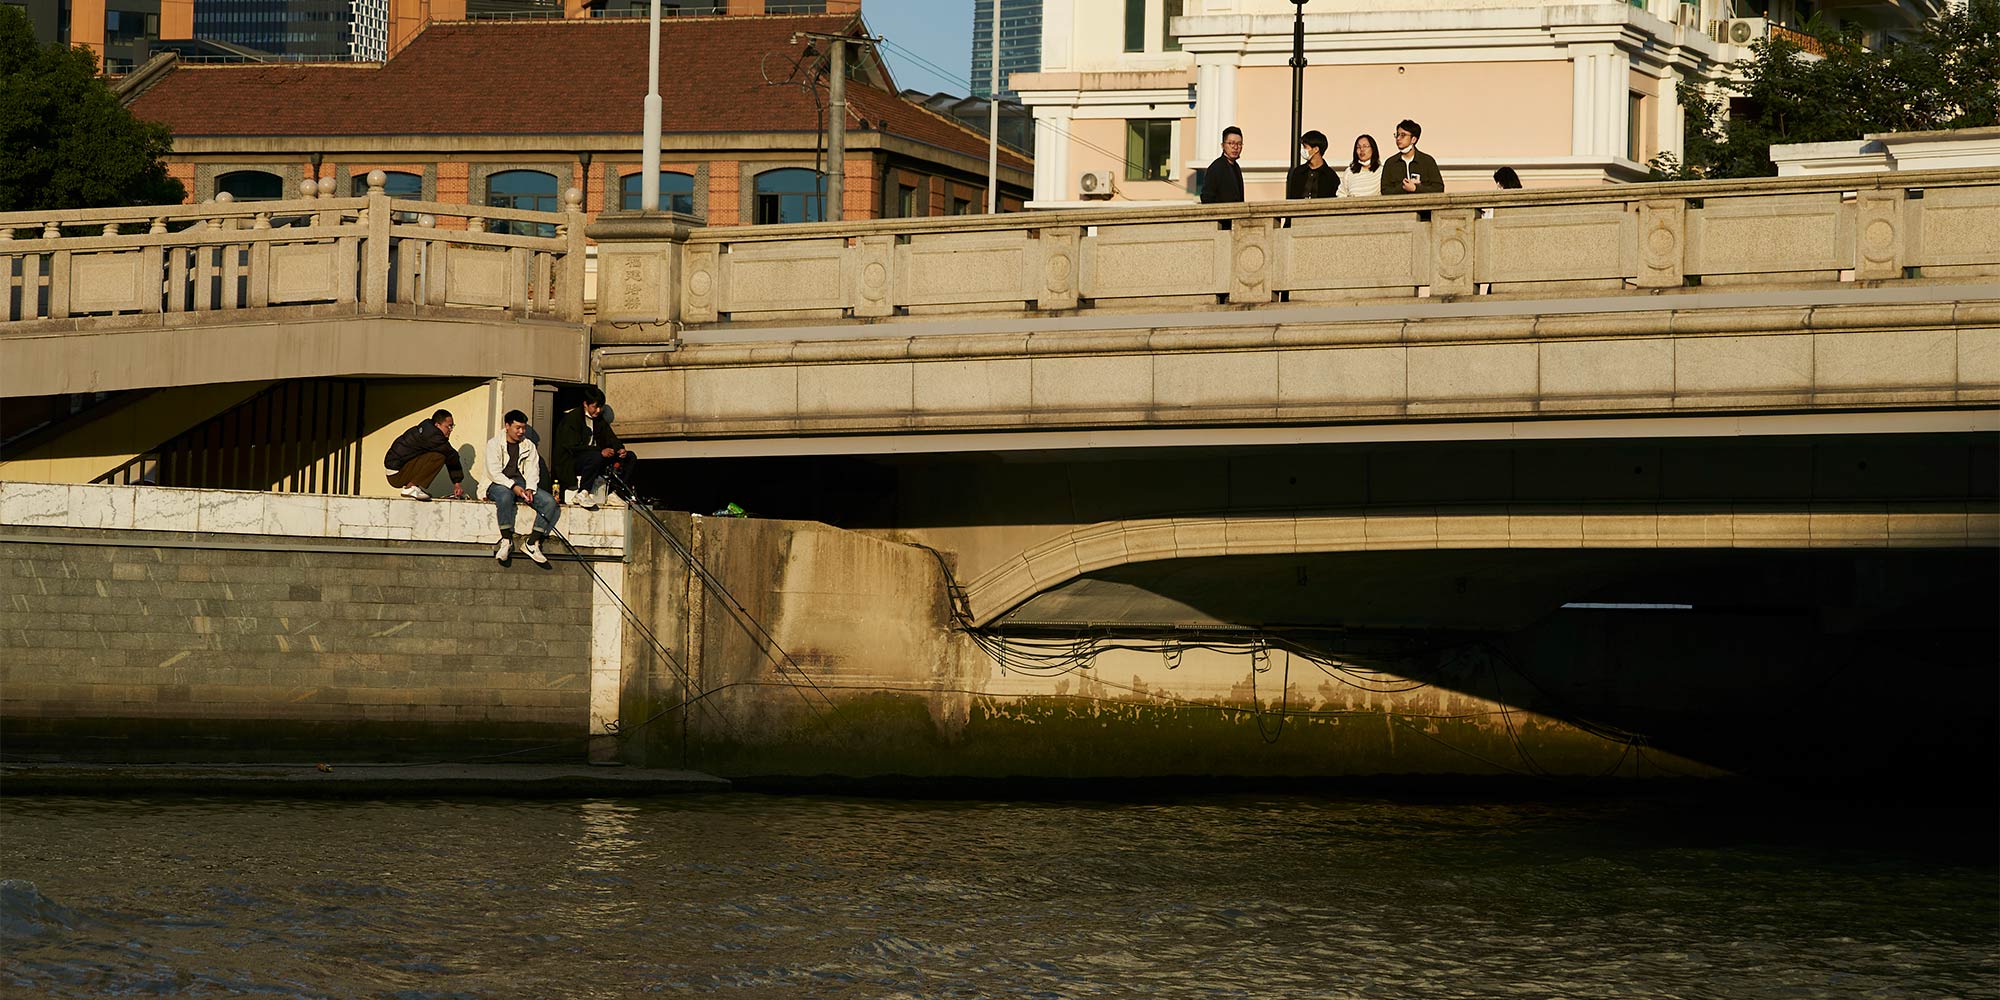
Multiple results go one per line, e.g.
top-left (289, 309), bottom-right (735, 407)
top-left (1383, 119), bottom-right (1444, 195)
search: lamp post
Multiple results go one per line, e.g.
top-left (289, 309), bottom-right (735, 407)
top-left (1289, 0), bottom-right (1307, 177)
top-left (641, 0), bottom-right (662, 212)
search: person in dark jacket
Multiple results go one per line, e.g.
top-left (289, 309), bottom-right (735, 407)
top-left (1199, 126), bottom-right (1246, 204)
top-left (552, 386), bottom-right (635, 509)
top-left (1286, 130), bottom-right (1341, 200)
top-left (382, 409), bottom-right (465, 501)
top-left (1383, 119), bottom-right (1445, 195)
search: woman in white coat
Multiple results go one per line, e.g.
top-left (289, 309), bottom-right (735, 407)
top-left (1340, 133), bottom-right (1383, 198)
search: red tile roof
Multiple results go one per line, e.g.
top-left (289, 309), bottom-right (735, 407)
top-left (128, 16), bottom-right (1030, 170)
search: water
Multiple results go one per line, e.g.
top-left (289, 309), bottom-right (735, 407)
top-left (1, 790), bottom-right (1994, 998)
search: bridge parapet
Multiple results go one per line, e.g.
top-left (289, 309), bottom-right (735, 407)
top-left (1, 177), bottom-right (588, 330)
top-left (589, 168), bottom-right (2000, 333)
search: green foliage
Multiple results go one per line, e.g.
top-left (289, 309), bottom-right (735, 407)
top-left (0, 6), bottom-right (185, 212)
top-left (1663, 0), bottom-right (2000, 180)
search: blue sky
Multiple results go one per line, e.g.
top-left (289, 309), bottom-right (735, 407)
top-left (863, 0), bottom-right (976, 96)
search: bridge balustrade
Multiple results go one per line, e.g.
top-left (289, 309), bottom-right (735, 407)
top-left (0, 174), bottom-right (588, 327)
top-left (585, 167), bottom-right (2000, 330)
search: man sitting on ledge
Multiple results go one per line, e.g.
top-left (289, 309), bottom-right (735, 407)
top-left (484, 410), bottom-right (557, 565)
top-left (553, 385), bottom-right (635, 510)
top-left (382, 409), bottom-right (466, 501)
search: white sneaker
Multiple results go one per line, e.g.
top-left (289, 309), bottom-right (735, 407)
top-left (522, 539), bottom-right (548, 565)
top-left (494, 537), bottom-right (511, 562)
top-left (399, 484), bottom-right (431, 501)
top-left (569, 489), bottom-right (598, 510)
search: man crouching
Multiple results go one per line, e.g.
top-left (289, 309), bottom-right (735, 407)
top-left (484, 410), bottom-right (558, 565)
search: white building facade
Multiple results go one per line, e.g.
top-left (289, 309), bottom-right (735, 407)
top-left (1016, 0), bottom-right (1941, 206)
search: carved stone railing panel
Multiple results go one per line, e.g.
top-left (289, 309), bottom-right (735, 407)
top-left (1915, 185), bottom-right (2000, 275)
top-left (1686, 192), bottom-right (1852, 280)
top-left (0, 183), bottom-right (584, 328)
top-left (893, 230), bottom-right (1035, 313)
top-left (1080, 220), bottom-right (1229, 306)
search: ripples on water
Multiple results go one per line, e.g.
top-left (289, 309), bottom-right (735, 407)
top-left (1, 790), bottom-right (1994, 998)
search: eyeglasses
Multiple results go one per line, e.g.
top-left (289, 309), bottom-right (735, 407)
top-left (1394, 131), bottom-right (1413, 138)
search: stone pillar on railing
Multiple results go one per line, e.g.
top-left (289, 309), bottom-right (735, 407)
top-left (148, 218), bottom-right (166, 235)
top-left (1636, 199), bottom-right (1686, 288)
top-left (1429, 209), bottom-right (1477, 297)
top-left (1854, 188), bottom-right (1906, 282)
top-left (362, 170), bottom-right (392, 311)
top-left (1228, 217), bottom-right (1274, 304)
top-left (43, 220), bottom-right (59, 239)
top-left (585, 214), bottom-right (690, 343)
top-left (854, 235), bottom-right (895, 318)
top-left (1034, 226), bottom-right (1081, 311)
top-left (558, 188), bottom-right (588, 323)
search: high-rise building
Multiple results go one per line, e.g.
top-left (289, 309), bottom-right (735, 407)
top-left (969, 0), bottom-right (1039, 100)
top-left (190, 0), bottom-right (379, 60)
top-left (10, 0), bottom-right (193, 72)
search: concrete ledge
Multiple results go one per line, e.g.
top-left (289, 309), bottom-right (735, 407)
top-left (0, 482), bottom-right (629, 551)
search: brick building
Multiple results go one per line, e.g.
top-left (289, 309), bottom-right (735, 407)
top-left (121, 12), bottom-right (1033, 225)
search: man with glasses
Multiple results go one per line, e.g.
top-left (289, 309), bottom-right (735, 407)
top-left (1200, 126), bottom-right (1247, 204)
top-left (1384, 119), bottom-right (1444, 195)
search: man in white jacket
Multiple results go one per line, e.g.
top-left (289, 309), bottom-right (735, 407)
top-left (483, 409), bottom-right (559, 565)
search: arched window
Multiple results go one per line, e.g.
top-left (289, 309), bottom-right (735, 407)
top-left (753, 168), bottom-right (825, 225)
top-left (620, 171), bottom-right (695, 214)
top-left (215, 169), bottom-right (285, 202)
top-left (349, 170), bottom-right (422, 198)
top-left (351, 170), bottom-right (423, 223)
top-left (485, 169), bottom-right (558, 237)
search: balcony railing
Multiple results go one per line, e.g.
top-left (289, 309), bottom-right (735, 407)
top-left (0, 173), bottom-right (587, 327)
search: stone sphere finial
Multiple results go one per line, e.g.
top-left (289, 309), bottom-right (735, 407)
top-left (316, 177), bottom-right (337, 198)
top-left (367, 169), bottom-right (387, 194)
top-left (216, 191), bottom-right (236, 204)
top-left (299, 178), bottom-right (319, 199)
top-left (564, 187), bottom-right (583, 210)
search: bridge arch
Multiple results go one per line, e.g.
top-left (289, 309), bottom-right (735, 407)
top-left (960, 503), bottom-right (2000, 627)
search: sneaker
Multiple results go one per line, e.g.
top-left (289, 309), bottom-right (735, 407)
top-left (494, 537), bottom-right (511, 562)
top-left (399, 484), bottom-right (432, 501)
top-left (522, 539), bottom-right (548, 565)
top-left (569, 489), bottom-right (598, 510)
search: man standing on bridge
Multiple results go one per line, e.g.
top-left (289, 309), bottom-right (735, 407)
top-left (382, 409), bottom-right (465, 501)
top-left (484, 410), bottom-right (557, 565)
top-left (1200, 126), bottom-right (1246, 204)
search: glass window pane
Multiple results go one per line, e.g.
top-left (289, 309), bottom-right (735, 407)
top-left (1162, 0), bottom-right (1181, 52)
top-left (619, 171), bottom-right (695, 214)
top-left (216, 170), bottom-right (284, 201)
top-left (486, 169), bottom-right (557, 237)
top-left (751, 168), bottom-right (825, 224)
top-left (1124, 0), bottom-right (1144, 52)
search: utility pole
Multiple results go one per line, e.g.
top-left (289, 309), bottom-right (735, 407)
top-left (793, 30), bottom-right (879, 223)
top-left (986, 0), bottom-right (1000, 213)
top-left (1289, 0), bottom-right (1308, 178)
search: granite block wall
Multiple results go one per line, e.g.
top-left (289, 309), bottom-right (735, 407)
top-left (0, 529), bottom-right (597, 760)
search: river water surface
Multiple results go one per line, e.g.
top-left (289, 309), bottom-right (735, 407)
top-left (1, 789), bottom-right (1994, 998)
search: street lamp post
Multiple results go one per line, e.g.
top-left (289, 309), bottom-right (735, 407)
top-left (641, 0), bottom-right (662, 212)
top-left (1289, 0), bottom-right (1307, 177)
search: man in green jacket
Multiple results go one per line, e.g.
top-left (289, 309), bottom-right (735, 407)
top-left (1384, 119), bottom-right (1445, 195)
top-left (552, 386), bottom-right (635, 509)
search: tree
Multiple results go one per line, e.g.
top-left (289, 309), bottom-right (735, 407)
top-left (0, 5), bottom-right (185, 212)
top-left (1655, 0), bottom-right (2000, 180)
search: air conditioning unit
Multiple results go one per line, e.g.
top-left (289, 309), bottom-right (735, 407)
top-left (1721, 17), bottom-right (1767, 45)
top-left (1077, 170), bottom-right (1115, 198)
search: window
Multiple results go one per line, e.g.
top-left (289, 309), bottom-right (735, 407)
top-left (1126, 119), bottom-right (1173, 181)
top-left (351, 170), bottom-right (422, 222)
top-left (952, 198), bottom-right (972, 216)
top-left (1628, 92), bottom-right (1645, 162)
top-left (486, 169), bottom-right (558, 237)
top-left (619, 171), bottom-right (695, 214)
top-left (753, 168), bottom-right (825, 225)
top-left (1124, 0), bottom-right (1144, 52)
top-left (1162, 0), bottom-right (1181, 52)
top-left (215, 169), bottom-right (284, 202)
top-left (897, 184), bottom-right (918, 218)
